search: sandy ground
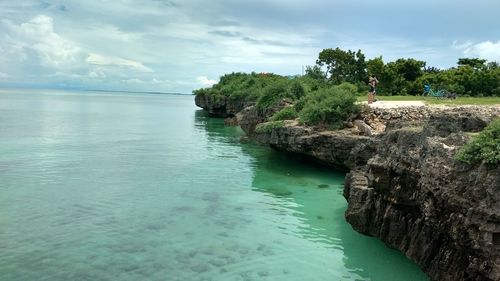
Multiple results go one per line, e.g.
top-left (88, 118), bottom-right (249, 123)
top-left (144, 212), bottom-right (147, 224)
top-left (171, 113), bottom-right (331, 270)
top-left (360, 100), bottom-right (426, 108)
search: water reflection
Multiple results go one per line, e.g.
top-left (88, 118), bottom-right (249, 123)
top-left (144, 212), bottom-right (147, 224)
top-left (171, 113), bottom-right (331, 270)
top-left (194, 109), bottom-right (428, 281)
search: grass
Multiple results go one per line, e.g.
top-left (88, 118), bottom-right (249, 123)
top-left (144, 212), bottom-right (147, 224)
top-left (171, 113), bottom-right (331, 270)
top-left (356, 95), bottom-right (500, 105)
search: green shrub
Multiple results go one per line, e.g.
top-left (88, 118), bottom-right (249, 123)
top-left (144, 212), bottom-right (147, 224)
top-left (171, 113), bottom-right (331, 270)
top-left (255, 121), bottom-right (285, 133)
top-left (290, 81), bottom-right (306, 99)
top-left (298, 84), bottom-right (360, 128)
top-left (294, 97), bottom-right (306, 112)
top-left (256, 81), bottom-right (298, 110)
top-left (193, 72), bottom-right (289, 102)
top-left (269, 106), bottom-right (298, 121)
top-left (256, 82), bottom-right (287, 110)
top-left (455, 118), bottom-right (500, 165)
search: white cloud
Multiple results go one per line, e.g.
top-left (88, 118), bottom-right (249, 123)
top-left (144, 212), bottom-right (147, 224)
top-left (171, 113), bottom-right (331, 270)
top-left (197, 76), bottom-right (217, 86)
top-left (453, 40), bottom-right (500, 62)
top-left (0, 15), bottom-right (84, 71)
top-left (0, 14), bottom-right (158, 89)
top-left (86, 53), bottom-right (153, 73)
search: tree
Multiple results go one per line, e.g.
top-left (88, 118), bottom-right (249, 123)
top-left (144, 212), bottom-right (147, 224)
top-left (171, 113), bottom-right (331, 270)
top-left (487, 61), bottom-right (499, 70)
top-left (355, 50), bottom-right (368, 83)
top-left (367, 56), bottom-right (384, 78)
top-left (458, 58), bottom-right (486, 69)
top-left (304, 65), bottom-right (326, 80)
top-left (316, 48), bottom-right (366, 84)
top-left (424, 66), bottom-right (441, 74)
top-left (390, 58), bottom-right (426, 81)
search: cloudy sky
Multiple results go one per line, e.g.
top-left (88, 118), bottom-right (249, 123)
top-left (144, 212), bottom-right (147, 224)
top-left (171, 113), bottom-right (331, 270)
top-left (0, 0), bottom-right (499, 93)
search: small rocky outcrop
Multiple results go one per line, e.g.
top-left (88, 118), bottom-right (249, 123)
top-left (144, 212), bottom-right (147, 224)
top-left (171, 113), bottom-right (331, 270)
top-left (237, 99), bottom-right (293, 135)
top-left (194, 93), bottom-right (250, 117)
top-left (253, 122), bottom-right (375, 171)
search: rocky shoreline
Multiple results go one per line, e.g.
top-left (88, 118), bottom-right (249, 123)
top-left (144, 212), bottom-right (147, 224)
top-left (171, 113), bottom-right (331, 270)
top-left (195, 93), bottom-right (500, 281)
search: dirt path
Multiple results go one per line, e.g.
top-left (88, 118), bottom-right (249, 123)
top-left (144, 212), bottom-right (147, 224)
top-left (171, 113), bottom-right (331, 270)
top-left (360, 100), bottom-right (426, 108)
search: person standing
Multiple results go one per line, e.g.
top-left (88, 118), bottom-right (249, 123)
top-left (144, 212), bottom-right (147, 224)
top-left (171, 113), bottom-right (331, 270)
top-left (368, 75), bottom-right (379, 103)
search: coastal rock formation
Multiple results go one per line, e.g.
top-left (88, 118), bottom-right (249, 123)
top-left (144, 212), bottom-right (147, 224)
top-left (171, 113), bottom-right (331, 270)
top-left (194, 93), bottom-right (250, 117)
top-left (344, 114), bottom-right (500, 281)
top-left (236, 99), bottom-right (293, 134)
top-left (196, 96), bottom-right (500, 281)
top-left (250, 106), bottom-right (500, 281)
top-left (252, 122), bottom-right (375, 171)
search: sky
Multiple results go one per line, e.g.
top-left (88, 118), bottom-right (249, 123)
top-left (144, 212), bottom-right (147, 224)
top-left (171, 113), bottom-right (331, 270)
top-left (0, 0), bottom-right (499, 94)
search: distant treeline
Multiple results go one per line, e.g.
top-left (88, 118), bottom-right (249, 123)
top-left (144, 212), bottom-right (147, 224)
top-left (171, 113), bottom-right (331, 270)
top-left (196, 48), bottom-right (500, 97)
top-left (311, 48), bottom-right (500, 96)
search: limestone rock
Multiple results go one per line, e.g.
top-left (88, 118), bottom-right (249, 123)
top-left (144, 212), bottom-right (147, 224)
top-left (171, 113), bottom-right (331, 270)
top-left (197, 92), bottom-right (500, 281)
top-left (354, 120), bottom-right (372, 136)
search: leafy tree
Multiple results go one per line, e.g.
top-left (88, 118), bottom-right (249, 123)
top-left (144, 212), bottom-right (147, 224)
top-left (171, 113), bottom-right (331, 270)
top-left (377, 59), bottom-right (425, 95)
top-left (355, 50), bottom-right (368, 83)
top-left (458, 58), bottom-right (486, 69)
top-left (424, 66), bottom-right (441, 74)
top-left (391, 58), bottom-right (426, 81)
top-left (304, 65), bottom-right (326, 81)
top-left (316, 48), bottom-right (366, 84)
top-left (367, 56), bottom-right (384, 78)
top-left (487, 61), bottom-right (499, 70)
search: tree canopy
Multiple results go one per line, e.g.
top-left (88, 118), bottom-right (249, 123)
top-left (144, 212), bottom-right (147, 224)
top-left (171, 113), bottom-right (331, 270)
top-left (313, 48), bottom-right (500, 96)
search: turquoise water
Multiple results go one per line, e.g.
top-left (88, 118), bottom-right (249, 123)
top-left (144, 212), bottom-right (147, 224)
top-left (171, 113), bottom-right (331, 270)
top-left (0, 89), bottom-right (428, 281)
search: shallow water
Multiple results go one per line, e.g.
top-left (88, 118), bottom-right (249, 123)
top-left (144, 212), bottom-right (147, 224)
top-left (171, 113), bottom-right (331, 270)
top-left (0, 89), bottom-right (428, 280)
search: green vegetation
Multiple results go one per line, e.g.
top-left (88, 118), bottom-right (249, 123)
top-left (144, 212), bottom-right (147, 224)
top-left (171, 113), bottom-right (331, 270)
top-left (193, 47), bottom-right (499, 130)
top-left (311, 48), bottom-right (500, 97)
top-left (256, 81), bottom-right (302, 110)
top-left (298, 83), bottom-right (360, 128)
top-left (193, 70), bottom-right (360, 128)
top-left (193, 72), bottom-right (289, 102)
top-left (455, 119), bottom-right (500, 165)
top-left (269, 106), bottom-right (298, 121)
top-left (255, 121), bottom-right (285, 133)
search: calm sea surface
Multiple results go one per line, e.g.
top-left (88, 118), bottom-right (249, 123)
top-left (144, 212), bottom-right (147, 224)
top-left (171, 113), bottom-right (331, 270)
top-left (0, 89), bottom-right (428, 281)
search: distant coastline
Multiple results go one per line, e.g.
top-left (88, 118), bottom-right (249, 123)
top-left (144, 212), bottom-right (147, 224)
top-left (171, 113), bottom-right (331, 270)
top-left (0, 87), bottom-right (188, 96)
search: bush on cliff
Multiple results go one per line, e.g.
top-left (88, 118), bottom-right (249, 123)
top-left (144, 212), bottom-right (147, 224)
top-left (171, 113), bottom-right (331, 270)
top-left (256, 81), bottom-right (290, 110)
top-left (455, 118), bottom-right (500, 165)
top-left (269, 106), bottom-right (298, 121)
top-left (255, 121), bottom-right (285, 133)
top-left (256, 81), bottom-right (306, 110)
top-left (193, 72), bottom-right (288, 102)
top-left (298, 83), bottom-right (360, 128)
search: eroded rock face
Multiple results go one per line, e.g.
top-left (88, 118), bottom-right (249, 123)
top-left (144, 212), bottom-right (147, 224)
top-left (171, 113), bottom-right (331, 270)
top-left (344, 113), bottom-right (500, 281)
top-left (249, 107), bottom-right (500, 281)
top-left (197, 95), bottom-right (500, 280)
top-left (253, 123), bottom-right (375, 171)
top-left (194, 94), bottom-right (249, 117)
top-left (237, 100), bottom-right (293, 135)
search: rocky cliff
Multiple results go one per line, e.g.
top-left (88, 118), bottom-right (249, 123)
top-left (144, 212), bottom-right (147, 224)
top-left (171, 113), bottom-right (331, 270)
top-left (344, 111), bottom-right (499, 281)
top-left (196, 96), bottom-right (500, 281)
top-left (194, 93), bottom-right (251, 117)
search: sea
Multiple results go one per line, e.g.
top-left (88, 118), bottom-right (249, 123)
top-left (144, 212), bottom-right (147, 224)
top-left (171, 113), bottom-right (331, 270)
top-left (0, 89), bottom-right (428, 280)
